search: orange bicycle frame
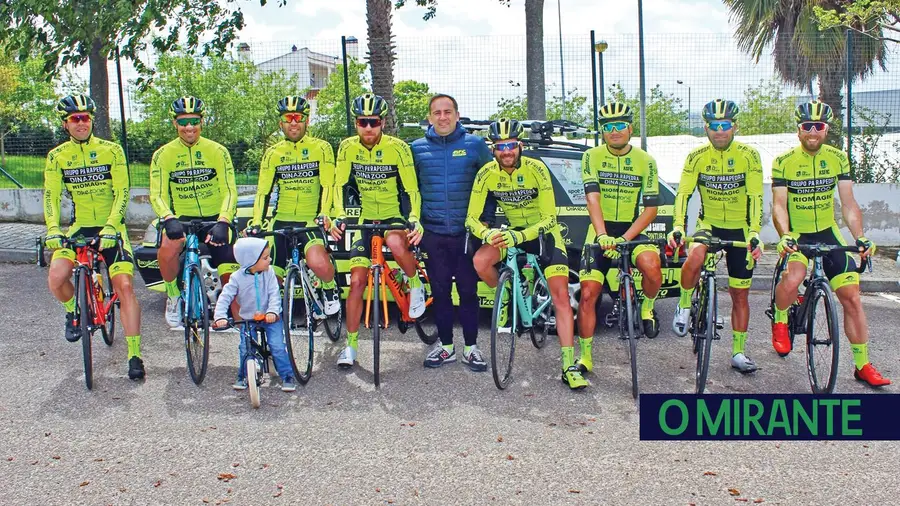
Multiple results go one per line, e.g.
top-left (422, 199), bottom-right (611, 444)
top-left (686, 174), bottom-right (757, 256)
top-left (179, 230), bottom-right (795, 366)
top-left (363, 231), bottom-right (432, 328)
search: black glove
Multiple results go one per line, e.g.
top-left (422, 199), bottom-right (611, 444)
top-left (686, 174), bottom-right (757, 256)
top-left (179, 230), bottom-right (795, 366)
top-left (246, 224), bottom-right (262, 237)
top-left (208, 221), bottom-right (230, 245)
top-left (163, 218), bottom-right (184, 240)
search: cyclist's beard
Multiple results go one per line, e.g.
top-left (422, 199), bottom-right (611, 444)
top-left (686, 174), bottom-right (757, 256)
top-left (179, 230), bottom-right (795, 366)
top-left (607, 138), bottom-right (630, 150)
top-left (497, 150), bottom-right (521, 169)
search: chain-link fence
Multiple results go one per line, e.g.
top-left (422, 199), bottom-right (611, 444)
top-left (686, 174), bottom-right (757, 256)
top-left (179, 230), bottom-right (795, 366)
top-left (1, 32), bottom-right (897, 188)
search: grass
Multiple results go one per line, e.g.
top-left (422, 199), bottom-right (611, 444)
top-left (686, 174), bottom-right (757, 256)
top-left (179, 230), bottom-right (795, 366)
top-left (0, 154), bottom-right (256, 188)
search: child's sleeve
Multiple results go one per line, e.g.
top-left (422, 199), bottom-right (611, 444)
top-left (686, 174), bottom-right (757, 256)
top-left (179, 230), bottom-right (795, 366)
top-left (214, 276), bottom-right (239, 321)
top-left (266, 269), bottom-right (282, 316)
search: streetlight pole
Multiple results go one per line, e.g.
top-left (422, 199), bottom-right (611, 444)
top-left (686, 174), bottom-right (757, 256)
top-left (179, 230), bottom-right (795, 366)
top-left (557, 0), bottom-right (566, 120)
top-left (677, 80), bottom-right (691, 134)
top-left (596, 40), bottom-right (607, 107)
top-left (637, 0), bottom-right (647, 150)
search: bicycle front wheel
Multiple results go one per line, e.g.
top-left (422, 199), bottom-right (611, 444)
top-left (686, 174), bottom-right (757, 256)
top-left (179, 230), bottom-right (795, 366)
top-left (806, 283), bottom-right (840, 393)
top-left (184, 264), bottom-right (210, 385)
top-left (77, 269), bottom-right (94, 390)
top-left (491, 268), bottom-right (515, 390)
top-left (247, 358), bottom-right (261, 409)
top-left (696, 277), bottom-right (716, 394)
top-left (98, 261), bottom-right (115, 347)
top-left (284, 266), bottom-right (313, 384)
top-left (622, 277), bottom-right (639, 399)
top-left (372, 268), bottom-right (382, 388)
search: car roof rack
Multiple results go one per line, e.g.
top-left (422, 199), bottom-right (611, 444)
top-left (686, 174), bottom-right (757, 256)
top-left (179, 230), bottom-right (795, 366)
top-left (402, 118), bottom-right (598, 151)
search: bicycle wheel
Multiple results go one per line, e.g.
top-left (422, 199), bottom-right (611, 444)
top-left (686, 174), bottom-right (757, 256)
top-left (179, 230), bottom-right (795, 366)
top-left (696, 277), bottom-right (716, 394)
top-left (806, 283), bottom-right (840, 393)
top-left (246, 358), bottom-right (261, 409)
top-left (184, 264), bottom-right (210, 385)
top-left (490, 268), bottom-right (515, 390)
top-left (372, 268), bottom-right (382, 388)
top-left (531, 275), bottom-right (552, 349)
top-left (98, 261), bottom-right (115, 347)
top-left (77, 269), bottom-right (94, 390)
top-left (622, 277), bottom-right (639, 399)
top-left (283, 266), bottom-right (313, 384)
top-left (323, 256), bottom-right (343, 342)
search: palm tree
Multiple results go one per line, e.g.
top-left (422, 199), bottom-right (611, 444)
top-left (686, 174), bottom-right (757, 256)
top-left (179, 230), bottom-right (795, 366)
top-left (724, 0), bottom-right (887, 146)
top-left (366, 0), bottom-right (398, 134)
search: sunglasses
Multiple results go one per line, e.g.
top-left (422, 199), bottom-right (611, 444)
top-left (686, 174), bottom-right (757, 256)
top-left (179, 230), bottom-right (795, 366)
top-left (493, 141), bottom-right (520, 152)
top-left (707, 120), bottom-right (734, 132)
top-left (356, 118), bottom-right (382, 128)
top-left (282, 113), bottom-right (307, 124)
top-left (799, 121), bottom-right (827, 132)
top-left (602, 121), bottom-right (629, 133)
top-left (67, 114), bottom-right (92, 124)
top-left (176, 117), bottom-right (202, 127)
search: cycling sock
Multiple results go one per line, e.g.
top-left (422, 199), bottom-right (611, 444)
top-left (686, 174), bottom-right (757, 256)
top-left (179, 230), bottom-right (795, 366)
top-left (732, 331), bottom-right (747, 356)
top-left (347, 330), bottom-right (359, 350)
top-left (578, 337), bottom-right (593, 360)
top-left (321, 278), bottom-right (337, 290)
top-left (126, 335), bottom-right (142, 358)
top-left (851, 343), bottom-right (868, 370)
top-left (164, 279), bottom-right (181, 298)
top-left (464, 345), bottom-right (473, 356)
top-left (641, 295), bottom-right (656, 319)
top-left (678, 286), bottom-right (694, 309)
top-left (407, 274), bottom-right (422, 289)
top-left (774, 307), bottom-right (788, 324)
top-left (561, 346), bottom-right (575, 370)
top-left (444, 344), bottom-right (454, 354)
top-left (63, 296), bottom-right (76, 313)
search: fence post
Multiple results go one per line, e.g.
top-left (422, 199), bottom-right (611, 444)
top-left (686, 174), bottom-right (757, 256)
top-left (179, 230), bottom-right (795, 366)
top-left (590, 30), bottom-right (599, 146)
top-left (637, 0), bottom-right (648, 151)
top-left (845, 29), bottom-right (853, 160)
top-left (341, 36), bottom-right (353, 138)
top-left (115, 46), bottom-right (129, 170)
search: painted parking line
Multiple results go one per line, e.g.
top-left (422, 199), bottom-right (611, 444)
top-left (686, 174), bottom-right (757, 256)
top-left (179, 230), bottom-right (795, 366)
top-left (877, 293), bottom-right (900, 305)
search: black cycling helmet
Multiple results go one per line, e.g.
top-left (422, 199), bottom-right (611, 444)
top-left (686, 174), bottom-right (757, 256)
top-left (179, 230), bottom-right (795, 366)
top-left (169, 96), bottom-right (204, 118)
top-left (351, 93), bottom-right (388, 118)
top-left (277, 96), bottom-right (311, 116)
top-left (702, 99), bottom-right (739, 121)
top-left (488, 118), bottom-right (525, 142)
top-left (56, 94), bottom-right (96, 119)
top-left (597, 102), bottom-right (634, 124)
top-left (795, 100), bottom-right (834, 124)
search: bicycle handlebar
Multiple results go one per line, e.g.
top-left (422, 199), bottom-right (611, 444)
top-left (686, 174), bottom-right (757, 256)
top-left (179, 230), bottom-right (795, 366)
top-left (342, 222), bottom-right (412, 232)
top-left (255, 225), bottom-right (325, 238)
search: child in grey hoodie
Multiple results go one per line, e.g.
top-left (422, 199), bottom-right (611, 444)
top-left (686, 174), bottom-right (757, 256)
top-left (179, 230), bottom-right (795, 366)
top-left (213, 237), bottom-right (296, 392)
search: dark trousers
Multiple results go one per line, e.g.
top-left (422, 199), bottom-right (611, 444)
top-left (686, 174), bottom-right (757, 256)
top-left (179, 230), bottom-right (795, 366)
top-left (421, 232), bottom-right (479, 347)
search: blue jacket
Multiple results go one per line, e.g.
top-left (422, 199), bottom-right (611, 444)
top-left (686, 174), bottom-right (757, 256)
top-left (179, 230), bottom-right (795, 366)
top-left (411, 122), bottom-right (495, 236)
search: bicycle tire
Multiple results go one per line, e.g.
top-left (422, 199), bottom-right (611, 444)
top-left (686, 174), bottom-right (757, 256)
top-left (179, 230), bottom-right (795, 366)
top-left (323, 256), bottom-right (343, 342)
top-left (373, 267), bottom-right (382, 388)
top-left (247, 358), bottom-right (261, 409)
top-left (283, 266), bottom-right (312, 385)
top-left (184, 264), bottom-right (210, 385)
top-left (696, 276), bottom-right (716, 394)
top-left (530, 276), bottom-right (551, 349)
top-left (767, 257), bottom-right (785, 323)
top-left (491, 268), bottom-right (515, 390)
top-left (98, 261), bottom-right (115, 347)
top-left (77, 268), bottom-right (93, 390)
top-left (622, 277), bottom-right (639, 399)
top-left (806, 283), bottom-right (840, 393)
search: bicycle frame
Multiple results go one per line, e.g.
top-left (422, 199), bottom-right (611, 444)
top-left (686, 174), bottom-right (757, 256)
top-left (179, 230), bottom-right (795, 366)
top-left (500, 246), bottom-right (552, 333)
top-left (240, 320), bottom-right (271, 375)
top-left (362, 227), bottom-right (432, 329)
top-left (70, 238), bottom-right (119, 330)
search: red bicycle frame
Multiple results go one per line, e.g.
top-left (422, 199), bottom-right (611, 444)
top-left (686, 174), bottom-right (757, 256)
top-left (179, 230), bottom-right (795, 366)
top-left (73, 244), bottom-right (118, 328)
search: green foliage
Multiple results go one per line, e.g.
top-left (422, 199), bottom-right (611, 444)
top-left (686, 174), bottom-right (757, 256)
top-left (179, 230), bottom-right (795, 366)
top-left (0, 46), bottom-right (57, 164)
top-left (813, 0), bottom-right (900, 41)
top-left (309, 60), bottom-right (370, 151)
top-left (394, 79), bottom-right (430, 141)
top-left (490, 88), bottom-right (591, 125)
top-left (396, 0), bottom-right (511, 20)
top-left (737, 78), bottom-right (797, 135)
top-left (851, 104), bottom-right (900, 183)
top-left (607, 83), bottom-right (686, 136)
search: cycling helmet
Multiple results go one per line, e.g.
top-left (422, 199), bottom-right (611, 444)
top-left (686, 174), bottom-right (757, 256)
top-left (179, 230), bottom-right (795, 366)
top-left (795, 101), bottom-right (834, 124)
top-left (56, 94), bottom-right (95, 119)
top-left (351, 93), bottom-right (388, 118)
top-left (597, 102), bottom-right (634, 124)
top-left (488, 118), bottom-right (525, 142)
top-left (169, 96), bottom-right (204, 118)
top-left (277, 96), bottom-right (311, 116)
top-left (701, 99), bottom-right (739, 121)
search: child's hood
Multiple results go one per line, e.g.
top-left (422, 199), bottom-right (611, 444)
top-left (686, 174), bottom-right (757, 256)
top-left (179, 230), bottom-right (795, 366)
top-left (233, 237), bottom-right (268, 270)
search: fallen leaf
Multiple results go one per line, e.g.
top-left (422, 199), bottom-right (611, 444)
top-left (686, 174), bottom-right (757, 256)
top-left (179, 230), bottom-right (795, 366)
top-left (548, 423), bottom-right (557, 427)
top-left (506, 454), bottom-right (515, 460)
top-left (408, 422), bottom-right (416, 427)
top-left (6, 457), bottom-right (12, 462)
top-left (568, 489), bottom-right (581, 494)
top-left (524, 393), bottom-right (534, 397)
top-left (262, 464), bottom-right (270, 470)
top-left (119, 488), bottom-right (126, 493)
top-left (703, 471), bottom-right (717, 476)
top-left (735, 499), bottom-right (748, 503)
top-left (154, 480), bottom-right (162, 488)
top-left (93, 458), bottom-right (103, 462)
top-left (51, 456), bottom-right (60, 460)
top-left (273, 491), bottom-right (282, 498)
top-left (202, 499), bottom-right (210, 504)
top-left (753, 500), bottom-right (764, 504)
top-left (30, 461), bottom-right (38, 465)
top-left (728, 488), bottom-right (741, 496)
top-left (226, 488), bottom-right (233, 494)
top-left (217, 473), bottom-right (237, 482)
top-left (276, 484), bottom-right (283, 490)
top-left (497, 435), bottom-right (504, 442)
top-left (45, 432), bottom-right (51, 437)
top-left (231, 462), bottom-right (240, 468)
top-left (79, 481), bottom-right (89, 487)
top-left (375, 488), bottom-right (381, 493)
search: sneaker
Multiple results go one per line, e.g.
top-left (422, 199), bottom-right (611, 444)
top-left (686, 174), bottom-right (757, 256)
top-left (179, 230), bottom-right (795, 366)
top-left (65, 312), bottom-right (81, 342)
top-left (232, 377), bottom-right (248, 390)
top-left (337, 346), bottom-right (357, 368)
top-left (165, 295), bottom-right (184, 328)
top-left (281, 377), bottom-right (297, 392)
top-left (409, 286), bottom-right (426, 319)
top-left (854, 363), bottom-right (891, 387)
top-left (771, 322), bottom-right (791, 356)
top-left (127, 356), bottom-right (145, 380)
top-left (672, 306), bottom-right (690, 337)
top-left (643, 311), bottom-right (660, 338)
top-left (575, 355), bottom-right (593, 374)
top-left (461, 345), bottom-right (487, 372)
top-left (424, 345), bottom-right (456, 368)
top-left (561, 366), bottom-right (589, 390)
top-left (730, 353), bottom-right (758, 374)
top-left (323, 288), bottom-right (341, 316)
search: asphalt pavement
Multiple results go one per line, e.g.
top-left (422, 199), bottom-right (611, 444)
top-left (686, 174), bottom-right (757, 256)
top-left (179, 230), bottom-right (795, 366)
top-left (1, 262), bottom-right (898, 505)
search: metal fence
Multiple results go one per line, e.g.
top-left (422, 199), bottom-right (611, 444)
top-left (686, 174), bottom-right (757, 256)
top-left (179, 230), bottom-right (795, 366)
top-left (1, 32), bottom-right (898, 188)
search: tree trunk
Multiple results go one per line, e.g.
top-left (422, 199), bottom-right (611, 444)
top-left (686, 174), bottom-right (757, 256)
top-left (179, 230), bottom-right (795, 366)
top-left (88, 37), bottom-right (111, 140)
top-left (366, 0), bottom-right (397, 134)
top-left (818, 68), bottom-right (844, 149)
top-left (525, 0), bottom-right (546, 120)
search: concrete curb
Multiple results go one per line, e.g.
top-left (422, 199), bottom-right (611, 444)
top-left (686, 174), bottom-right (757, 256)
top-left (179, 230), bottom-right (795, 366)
top-left (0, 248), bottom-right (37, 264)
top-left (725, 275), bottom-right (900, 293)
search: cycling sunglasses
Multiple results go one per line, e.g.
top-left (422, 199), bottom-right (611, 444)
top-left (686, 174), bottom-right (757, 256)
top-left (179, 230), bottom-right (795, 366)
top-left (707, 120), bottom-right (733, 132)
top-left (601, 121), bottom-right (629, 133)
top-left (799, 121), bottom-right (827, 132)
top-left (66, 113), bottom-right (92, 124)
top-left (176, 117), bottom-right (202, 127)
top-left (493, 141), bottom-right (520, 152)
top-left (281, 113), bottom-right (307, 124)
top-left (356, 117), bottom-right (382, 128)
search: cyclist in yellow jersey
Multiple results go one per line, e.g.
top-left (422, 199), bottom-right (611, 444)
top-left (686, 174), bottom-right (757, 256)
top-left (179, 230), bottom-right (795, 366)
top-left (149, 96), bottom-right (239, 328)
top-left (771, 101), bottom-right (889, 387)
top-left (248, 96), bottom-right (340, 316)
top-left (577, 103), bottom-right (663, 374)
top-left (466, 119), bottom-right (586, 390)
top-left (329, 94), bottom-right (426, 368)
top-left (44, 94), bottom-right (145, 380)
top-left (668, 99), bottom-right (764, 374)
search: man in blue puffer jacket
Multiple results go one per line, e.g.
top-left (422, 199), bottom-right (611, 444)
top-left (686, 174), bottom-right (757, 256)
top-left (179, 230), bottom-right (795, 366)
top-left (411, 94), bottom-right (494, 371)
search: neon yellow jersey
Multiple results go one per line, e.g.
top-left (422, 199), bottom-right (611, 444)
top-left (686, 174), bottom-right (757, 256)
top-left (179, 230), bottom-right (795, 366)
top-left (674, 140), bottom-right (763, 232)
top-left (772, 144), bottom-right (852, 234)
top-left (333, 134), bottom-right (420, 221)
top-left (149, 136), bottom-right (237, 220)
top-left (466, 156), bottom-right (558, 242)
top-left (581, 144), bottom-right (660, 223)
top-left (44, 136), bottom-right (129, 229)
top-left (252, 135), bottom-right (336, 225)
